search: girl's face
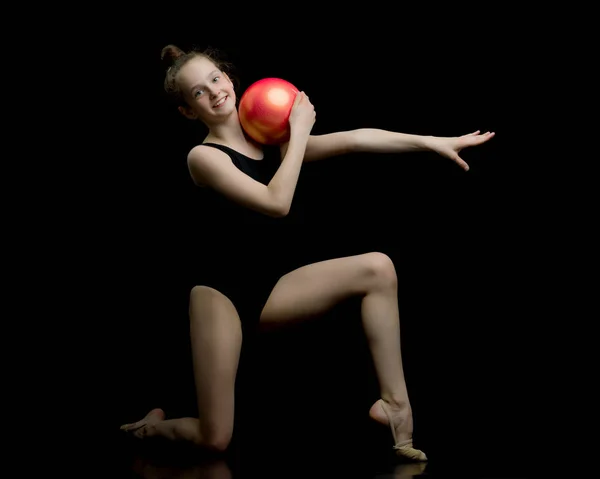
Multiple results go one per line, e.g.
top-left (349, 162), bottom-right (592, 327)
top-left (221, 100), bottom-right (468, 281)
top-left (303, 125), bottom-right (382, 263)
top-left (177, 56), bottom-right (236, 123)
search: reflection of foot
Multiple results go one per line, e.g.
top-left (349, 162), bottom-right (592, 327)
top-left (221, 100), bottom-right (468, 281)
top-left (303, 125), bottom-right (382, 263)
top-left (392, 462), bottom-right (428, 477)
top-left (369, 399), bottom-right (427, 462)
top-left (132, 455), bottom-right (232, 479)
top-left (120, 408), bottom-right (165, 439)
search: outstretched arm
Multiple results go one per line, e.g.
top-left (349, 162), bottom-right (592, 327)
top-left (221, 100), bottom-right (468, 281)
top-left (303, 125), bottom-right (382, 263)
top-left (302, 128), bottom-right (495, 171)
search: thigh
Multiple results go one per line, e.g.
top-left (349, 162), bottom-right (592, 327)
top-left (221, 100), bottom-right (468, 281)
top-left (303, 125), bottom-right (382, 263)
top-left (189, 286), bottom-right (242, 437)
top-left (259, 252), bottom-right (396, 327)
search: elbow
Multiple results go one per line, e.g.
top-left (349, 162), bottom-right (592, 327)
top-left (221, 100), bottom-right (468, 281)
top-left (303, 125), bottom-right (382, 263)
top-left (266, 190), bottom-right (290, 217)
top-left (271, 203), bottom-right (290, 218)
top-left (260, 201), bottom-right (289, 218)
top-left (349, 128), bottom-right (369, 152)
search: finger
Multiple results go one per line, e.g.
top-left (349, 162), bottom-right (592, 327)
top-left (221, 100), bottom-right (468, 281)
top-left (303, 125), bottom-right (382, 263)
top-left (474, 131), bottom-right (494, 138)
top-left (476, 131), bottom-right (495, 143)
top-left (292, 91), bottom-right (304, 106)
top-left (463, 132), bottom-right (492, 147)
top-left (467, 130), bottom-right (480, 136)
top-left (454, 155), bottom-right (469, 171)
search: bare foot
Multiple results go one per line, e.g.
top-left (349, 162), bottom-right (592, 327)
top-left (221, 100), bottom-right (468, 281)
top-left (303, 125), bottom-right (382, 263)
top-left (369, 399), bottom-right (427, 461)
top-left (120, 408), bottom-right (165, 439)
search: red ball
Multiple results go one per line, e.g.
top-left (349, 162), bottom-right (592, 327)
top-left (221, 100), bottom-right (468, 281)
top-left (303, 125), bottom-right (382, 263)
top-left (238, 78), bottom-right (299, 145)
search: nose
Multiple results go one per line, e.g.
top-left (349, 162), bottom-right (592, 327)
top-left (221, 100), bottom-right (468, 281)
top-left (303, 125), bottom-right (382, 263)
top-left (207, 85), bottom-right (220, 97)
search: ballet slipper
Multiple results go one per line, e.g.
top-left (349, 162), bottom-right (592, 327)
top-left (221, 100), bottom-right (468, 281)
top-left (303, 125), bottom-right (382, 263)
top-left (378, 399), bottom-right (427, 462)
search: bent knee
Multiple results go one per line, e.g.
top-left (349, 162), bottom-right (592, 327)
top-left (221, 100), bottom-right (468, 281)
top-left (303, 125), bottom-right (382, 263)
top-left (362, 252), bottom-right (397, 288)
top-left (201, 429), bottom-right (233, 452)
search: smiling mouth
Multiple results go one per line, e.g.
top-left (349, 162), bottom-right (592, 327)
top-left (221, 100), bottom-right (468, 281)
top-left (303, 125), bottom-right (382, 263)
top-left (213, 96), bottom-right (228, 108)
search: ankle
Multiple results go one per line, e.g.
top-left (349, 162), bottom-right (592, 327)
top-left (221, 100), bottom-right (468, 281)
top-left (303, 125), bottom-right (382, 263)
top-left (381, 396), bottom-right (410, 410)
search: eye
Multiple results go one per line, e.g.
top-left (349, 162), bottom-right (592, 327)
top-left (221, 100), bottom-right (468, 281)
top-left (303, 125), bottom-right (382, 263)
top-left (194, 89), bottom-right (204, 98)
top-left (212, 76), bottom-right (220, 83)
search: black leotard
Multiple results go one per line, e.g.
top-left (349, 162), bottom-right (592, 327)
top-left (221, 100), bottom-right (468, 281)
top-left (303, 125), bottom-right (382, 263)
top-left (186, 142), bottom-right (295, 336)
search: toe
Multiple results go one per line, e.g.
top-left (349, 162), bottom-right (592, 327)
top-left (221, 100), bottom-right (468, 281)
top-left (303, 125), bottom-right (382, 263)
top-left (121, 420), bottom-right (146, 432)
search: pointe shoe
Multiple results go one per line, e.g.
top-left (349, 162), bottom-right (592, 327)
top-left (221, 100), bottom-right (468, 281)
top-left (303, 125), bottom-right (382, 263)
top-left (378, 399), bottom-right (427, 462)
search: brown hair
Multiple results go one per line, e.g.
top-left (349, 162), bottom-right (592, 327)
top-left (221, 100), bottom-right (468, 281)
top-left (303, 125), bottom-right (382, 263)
top-left (160, 44), bottom-right (236, 107)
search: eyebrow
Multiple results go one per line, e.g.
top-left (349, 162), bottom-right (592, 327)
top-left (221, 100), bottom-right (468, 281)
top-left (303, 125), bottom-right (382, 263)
top-left (189, 70), bottom-right (221, 95)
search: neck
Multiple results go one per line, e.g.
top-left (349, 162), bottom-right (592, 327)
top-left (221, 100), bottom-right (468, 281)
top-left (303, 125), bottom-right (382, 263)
top-left (204, 112), bottom-right (251, 146)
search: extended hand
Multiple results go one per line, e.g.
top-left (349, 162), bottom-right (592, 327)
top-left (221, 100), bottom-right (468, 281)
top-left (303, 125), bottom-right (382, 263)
top-left (428, 130), bottom-right (495, 171)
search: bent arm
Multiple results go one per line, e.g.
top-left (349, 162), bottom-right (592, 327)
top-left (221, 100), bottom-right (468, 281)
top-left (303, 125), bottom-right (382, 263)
top-left (187, 131), bottom-right (309, 218)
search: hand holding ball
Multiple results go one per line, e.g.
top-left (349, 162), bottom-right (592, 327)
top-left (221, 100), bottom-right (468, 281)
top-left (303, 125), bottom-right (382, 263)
top-left (238, 78), bottom-right (299, 145)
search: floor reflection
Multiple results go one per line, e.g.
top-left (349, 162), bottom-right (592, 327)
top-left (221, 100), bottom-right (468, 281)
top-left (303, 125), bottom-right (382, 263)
top-left (373, 462), bottom-right (428, 478)
top-left (126, 451), bottom-right (429, 479)
top-left (130, 454), bottom-right (233, 479)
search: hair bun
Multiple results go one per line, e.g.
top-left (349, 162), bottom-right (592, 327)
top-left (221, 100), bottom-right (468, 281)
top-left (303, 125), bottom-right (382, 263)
top-left (161, 44), bottom-right (185, 68)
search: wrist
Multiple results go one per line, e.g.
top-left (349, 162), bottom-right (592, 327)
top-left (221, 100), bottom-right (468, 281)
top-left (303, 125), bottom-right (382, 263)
top-left (419, 135), bottom-right (437, 151)
top-left (289, 128), bottom-right (311, 143)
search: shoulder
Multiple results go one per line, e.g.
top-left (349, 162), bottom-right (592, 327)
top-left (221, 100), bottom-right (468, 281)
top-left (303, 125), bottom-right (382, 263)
top-left (187, 143), bottom-right (231, 163)
top-left (187, 144), bottom-right (233, 187)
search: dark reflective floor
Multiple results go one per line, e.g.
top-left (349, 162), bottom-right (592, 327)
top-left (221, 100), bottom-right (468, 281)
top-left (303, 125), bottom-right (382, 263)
top-left (110, 429), bottom-right (537, 479)
top-left (113, 451), bottom-right (534, 479)
top-left (120, 454), bottom-right (430, 479)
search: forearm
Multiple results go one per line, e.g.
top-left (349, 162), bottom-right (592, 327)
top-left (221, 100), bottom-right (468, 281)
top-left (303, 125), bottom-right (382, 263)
top-left (267, 132), bottom-right (308, 215)
top-left (351, 128), bottom-right (435, 154)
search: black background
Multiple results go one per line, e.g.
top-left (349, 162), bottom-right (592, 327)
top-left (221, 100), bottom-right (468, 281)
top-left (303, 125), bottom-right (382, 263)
top-left (82, 10), bottom-right (550, 477)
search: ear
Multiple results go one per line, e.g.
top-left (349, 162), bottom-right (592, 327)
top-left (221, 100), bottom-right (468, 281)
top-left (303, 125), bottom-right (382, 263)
top-left (178, 105), bottom-right (198, 120)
